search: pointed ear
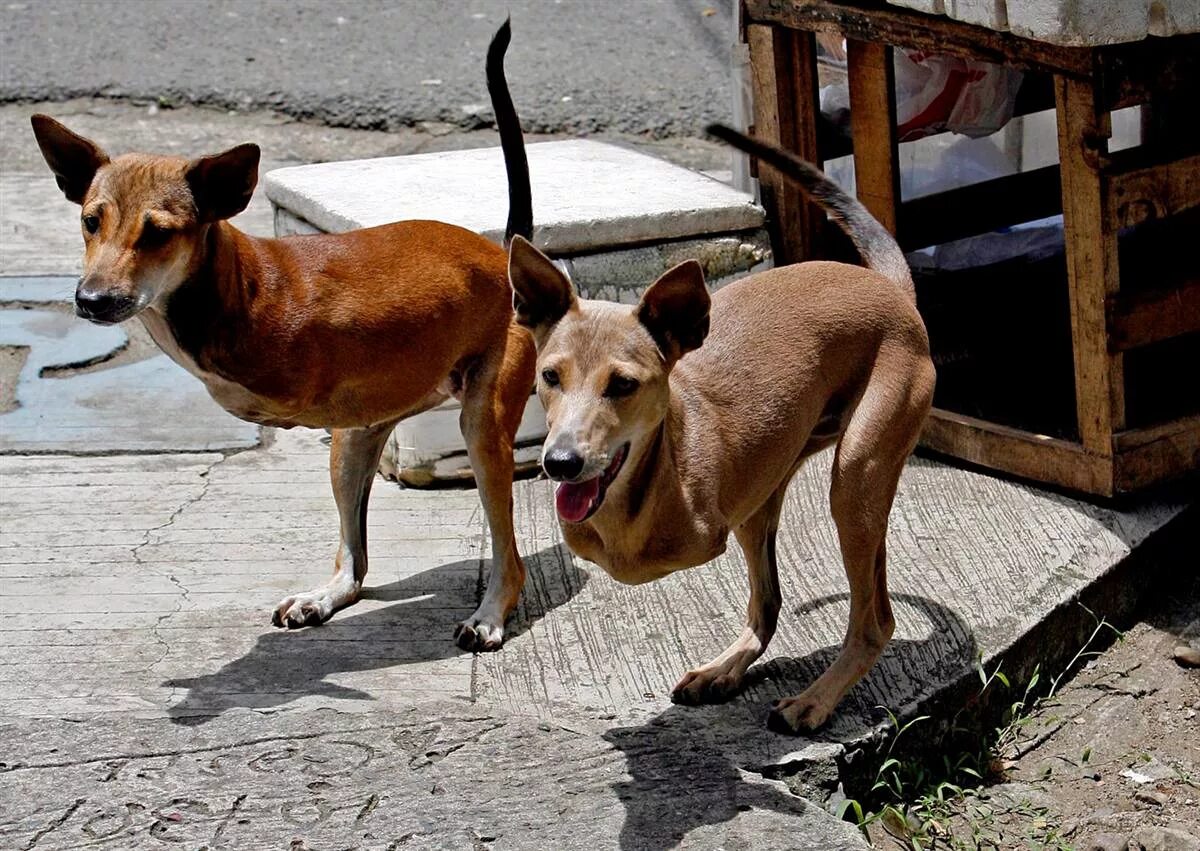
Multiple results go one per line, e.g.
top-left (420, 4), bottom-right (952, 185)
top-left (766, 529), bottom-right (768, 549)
top-left (508, 235), bottom-right (576, 334)
top-left (31, 114), bottom-right (110, 204)
top-left (636, 260), bottom-right (710, 360)
top-left (186, 143), bottom-right (260, 222)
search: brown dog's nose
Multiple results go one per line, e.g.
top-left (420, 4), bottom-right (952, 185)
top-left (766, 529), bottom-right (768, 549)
top-left (543, 448), bottom-right (585, 481)
top-left (75, 285), bottom-right (132, 323)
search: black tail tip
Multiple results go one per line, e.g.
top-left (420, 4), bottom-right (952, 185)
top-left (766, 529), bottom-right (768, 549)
top-left (491, 16), bottom-right (512, 49)
top-left (705, 123), bottom-right (738, 142)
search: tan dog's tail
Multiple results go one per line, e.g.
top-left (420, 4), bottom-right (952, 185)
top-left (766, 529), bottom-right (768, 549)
top-left (487, 19), bottom-right (532, 245)
top-left (706, 124), bottom-right (913, 300)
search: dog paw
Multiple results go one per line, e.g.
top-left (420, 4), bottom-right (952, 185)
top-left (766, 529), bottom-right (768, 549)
top-left (454, 617), bottom-right (504, 652)
top-left (271, 595), bottom-right (331, 629)
top-left (670, 669), bottom-right (743, 705)
top-left (766, 695), bottom-right (833, 735)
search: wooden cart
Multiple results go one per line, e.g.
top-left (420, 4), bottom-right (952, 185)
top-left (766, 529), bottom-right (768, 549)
top-left (742, 0), bottom-right (1200, 496)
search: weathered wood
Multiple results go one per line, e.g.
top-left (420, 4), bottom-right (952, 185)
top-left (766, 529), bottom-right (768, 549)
top-left (1104, 150), bottom-right (1200, 230)
top-left (898, 164), bottom-right (1062, 251)
top-left (747, 25), bottom-right (823, 265)
top-left (1107, 277), bottom-right (1200, 352)
top-left (1055, 74), bottom-right (1125, 453)
top-left (847, 39), bottom-right (899, 235)
top-left (1097, 33), bottom-right (1200, 112)
top-left (921, 408), bottom-right (1113, 496)
top-left (743, 0), bottom-right (1094, 78)
top-left (1113, 415), bottom-right (1200, 492)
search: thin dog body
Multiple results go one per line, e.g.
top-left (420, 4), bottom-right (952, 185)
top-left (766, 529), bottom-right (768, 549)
top-left (30, 22), bottom-right (535, 651)
top-left (508, 125), bottom-right (936, 732)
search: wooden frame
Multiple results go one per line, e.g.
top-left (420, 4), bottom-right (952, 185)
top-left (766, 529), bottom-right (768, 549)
top-left (742, 0), bottom-right (1200, 496)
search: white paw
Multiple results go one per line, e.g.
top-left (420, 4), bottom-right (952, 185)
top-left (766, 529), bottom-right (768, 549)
top-left (454, 609), bottom-right (506, 652)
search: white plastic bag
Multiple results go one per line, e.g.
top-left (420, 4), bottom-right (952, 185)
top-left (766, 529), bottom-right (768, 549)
top-left (894, 50), bottom-right (1023, 141)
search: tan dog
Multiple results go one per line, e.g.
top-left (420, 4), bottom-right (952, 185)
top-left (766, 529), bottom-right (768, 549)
top-left (507, 125), bottom-right (935, 732)
top-left (30, 22), bottom-right (535, 651)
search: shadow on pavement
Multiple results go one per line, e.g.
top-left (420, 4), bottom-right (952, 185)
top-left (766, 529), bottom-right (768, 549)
top-left (604, 593), bottom-right (977, 851)
top-left (163, 544), bottom-right (585, 724)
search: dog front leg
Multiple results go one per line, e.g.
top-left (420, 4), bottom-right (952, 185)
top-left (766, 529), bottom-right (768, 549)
top-left (454, 330), bottom-right (534, 651)
top-left (671, 489), bottom-right (786, 705)
top-left (272, 420), bottom-right (398, 628)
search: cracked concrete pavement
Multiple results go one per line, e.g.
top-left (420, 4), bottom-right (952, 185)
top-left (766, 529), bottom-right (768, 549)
top-left (1, 100), bottom-right (1196, 849)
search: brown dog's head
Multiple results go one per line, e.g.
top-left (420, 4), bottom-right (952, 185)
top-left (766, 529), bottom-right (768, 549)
top-left (30, 115), bottom-right (259, 325)
top-left (508, 236), bottom-right (710, 524)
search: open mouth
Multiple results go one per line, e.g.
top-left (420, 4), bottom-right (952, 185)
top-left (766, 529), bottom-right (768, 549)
top-left (554, 443), bottom-right (629, 524)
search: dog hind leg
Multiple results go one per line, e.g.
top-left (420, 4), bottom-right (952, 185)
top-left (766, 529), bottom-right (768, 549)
top-left (671, 480), bottom-right (789, 705)
top-left (455, 325), bottom-right (537, 651)
top-left (273, 419), bottom-right (399, 628)
top-left (768, 356), bottom-right (932, 733)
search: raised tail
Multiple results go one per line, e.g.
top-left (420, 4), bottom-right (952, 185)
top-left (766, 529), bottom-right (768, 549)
top-left (706, 123), bottom-right (913, 299)
top-left (487, 18), bottom-right (532, 245)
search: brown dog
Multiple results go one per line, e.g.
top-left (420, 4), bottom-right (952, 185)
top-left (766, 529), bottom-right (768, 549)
top-left (30, 22), bottom-right (535, 651)
top-left (507, 125), bottom-right (936, 732)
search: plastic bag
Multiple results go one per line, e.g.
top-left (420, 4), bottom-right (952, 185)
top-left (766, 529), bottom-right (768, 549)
top-left (894, 50), bottom-right (1023, 141)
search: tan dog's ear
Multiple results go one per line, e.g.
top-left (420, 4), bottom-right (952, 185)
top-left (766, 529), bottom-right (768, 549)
top-left (30, 115), bottom-right (110, 204)
top-left (636, 260), bottom-right (710, 360)
top-left (508, 235), bottom-right (576, 333)
top-left (186, 143), bottom-right (260, 222)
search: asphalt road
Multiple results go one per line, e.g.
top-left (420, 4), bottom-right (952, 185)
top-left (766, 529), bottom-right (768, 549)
top-left (1, 0), bottom-right (734, 137)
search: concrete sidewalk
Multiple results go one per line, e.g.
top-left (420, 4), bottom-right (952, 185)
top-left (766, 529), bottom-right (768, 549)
top-left (1, 101), bottom-right (1194, 850)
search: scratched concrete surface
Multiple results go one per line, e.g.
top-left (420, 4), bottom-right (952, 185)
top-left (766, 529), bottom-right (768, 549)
top-left (0, 425), bottom-right (1190, 848)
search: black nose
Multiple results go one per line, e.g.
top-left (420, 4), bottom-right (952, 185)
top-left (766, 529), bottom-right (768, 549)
top-left (75, 288), bottom-right (129, 321)
top-left (543, 448), bottom-right (585, 481)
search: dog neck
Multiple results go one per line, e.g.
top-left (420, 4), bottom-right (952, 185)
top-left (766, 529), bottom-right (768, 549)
top-left (571, 388), bottom-right (717, 579)
top-left (140, 222), bottom-right (261, 370)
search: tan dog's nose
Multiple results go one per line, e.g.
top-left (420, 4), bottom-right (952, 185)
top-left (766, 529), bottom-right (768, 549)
top-left (543, 447), bottom-right (585, 481)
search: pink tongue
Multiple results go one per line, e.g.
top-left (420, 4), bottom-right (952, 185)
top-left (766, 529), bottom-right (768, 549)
top-left (555, 478), bottom-right (600, 523)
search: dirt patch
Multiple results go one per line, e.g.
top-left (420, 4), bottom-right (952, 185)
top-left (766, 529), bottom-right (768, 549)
top-left (0, 344), bottom-right (29, 412)
top-left (862, 574), bottom-right (1200, 850)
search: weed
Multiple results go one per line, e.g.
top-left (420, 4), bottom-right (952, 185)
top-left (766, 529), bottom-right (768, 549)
top-left (837, 607), bottom-right (1122, 849)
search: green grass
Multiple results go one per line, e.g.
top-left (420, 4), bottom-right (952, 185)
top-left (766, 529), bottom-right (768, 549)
top-left (837, 607), bottom-right (1122, 850)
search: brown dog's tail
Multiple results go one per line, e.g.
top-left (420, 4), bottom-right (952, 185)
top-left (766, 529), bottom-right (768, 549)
top-left (706, 123), bottom-right (913, 300)
top-left (487, 18), bottom-right (533, 245)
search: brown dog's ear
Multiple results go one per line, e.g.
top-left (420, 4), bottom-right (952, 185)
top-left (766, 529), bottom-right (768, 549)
top-left (636, 260), bottom-right (711, 360)
top-left (186, 143), bottom-right (260, 222)
top-left (30, 115), bottom-right (110, 204)
top-left (508, 235), bottom-right (576, 334)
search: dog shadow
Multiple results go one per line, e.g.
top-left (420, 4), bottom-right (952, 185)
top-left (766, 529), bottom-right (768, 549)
top-left (162, 545), bottom-right (585, 725)
top-left (602, 592), bottom-right (978, 851)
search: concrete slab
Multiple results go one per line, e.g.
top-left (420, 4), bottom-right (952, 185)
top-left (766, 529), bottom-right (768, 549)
top-left (1, 423), bottom-right (1190, 772)
top-left (264, 140), bottom-right (765, 254)
top-left (0, 308), bottom-right (259, 453)
top-left (0, 706), bottom-right (869, 850)
top-left (887, 0), bottom-right (1200, 43)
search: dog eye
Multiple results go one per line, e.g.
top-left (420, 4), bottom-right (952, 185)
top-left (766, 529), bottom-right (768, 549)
top-left (541, 368), bottom-right (560, 388)
top-left (605, 375), bottom-right (639, 398)
top-left (139, 220), bottom-right (172, 247)
top-left (82, 214), bottom-right (100, 235)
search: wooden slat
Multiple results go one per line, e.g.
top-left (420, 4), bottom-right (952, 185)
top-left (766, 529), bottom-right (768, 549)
top-left (847, 39), bottom-right (899, 235)
top-left (744, 0), bottom-right (1094, 78)
top-left (1113, 415), bottom-right (1200, 493)
top-left (747, 25), bottom-right (823, 265)
top-left (898, 164), bottom-right (1061, 251)
top-left (920, 408), bottom-right (1113, 496)
top-left (1107, 277), bottom-right (1200, 352)
top-left (1104, 150), bottom-right (1200, 230)
top-left (1055, 74), bottom-right (1125, 453)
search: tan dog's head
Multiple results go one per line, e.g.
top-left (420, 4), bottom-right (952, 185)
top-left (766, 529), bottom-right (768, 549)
top-left (30, 115), bottom-right (259, 325)
top-left (508, 236), bottom-right (710, 524)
